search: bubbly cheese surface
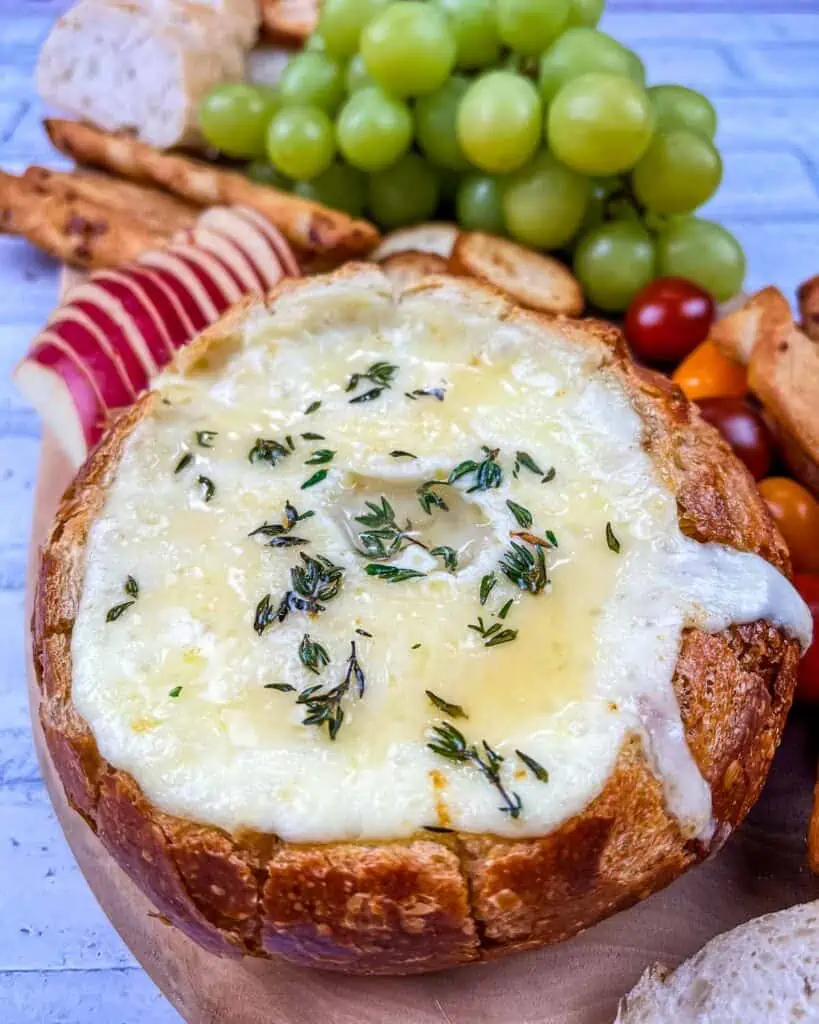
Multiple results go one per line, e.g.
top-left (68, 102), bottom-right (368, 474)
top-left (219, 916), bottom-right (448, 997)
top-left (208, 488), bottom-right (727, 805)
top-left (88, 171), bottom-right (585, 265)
top-left (71, 274), bottom-right (812, 842)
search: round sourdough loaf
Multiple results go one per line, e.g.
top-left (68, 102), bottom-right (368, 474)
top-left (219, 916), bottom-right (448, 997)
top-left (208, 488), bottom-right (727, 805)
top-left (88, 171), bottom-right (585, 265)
top-left (34, 266), bottom-right (809, 973)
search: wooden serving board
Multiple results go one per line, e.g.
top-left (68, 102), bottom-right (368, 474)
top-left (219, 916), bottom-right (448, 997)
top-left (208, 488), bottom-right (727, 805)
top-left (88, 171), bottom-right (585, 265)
top-left (24, 279), bottom-right (819, 1023)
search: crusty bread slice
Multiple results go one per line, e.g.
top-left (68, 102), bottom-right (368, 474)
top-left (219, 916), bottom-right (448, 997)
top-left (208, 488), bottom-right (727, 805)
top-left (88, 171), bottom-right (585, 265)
top-left (260, 0), bottom-right (318, 44)
top-left (372, 222), bottom-right (459, 262)
top-left (378, 250), bottom-right (449, 288)
top-left (0, 168), bottom-right (170, 269)
top-left (36, 1), bottom-right (244, 150)
top-left (45, 118), bottom-right (380, 258)
top-left (158, 0), bottom-right (260, 47)
top-left (22, 166), bottom-right (198, 235)
top-left (713, 288), bottom-right (819, 499)
top-left (615, 901), bottom-right (819, 1022)
top-left (449, 232), bottom-right (584, 317)
top-left (798, 275), bottom-right (819, 342)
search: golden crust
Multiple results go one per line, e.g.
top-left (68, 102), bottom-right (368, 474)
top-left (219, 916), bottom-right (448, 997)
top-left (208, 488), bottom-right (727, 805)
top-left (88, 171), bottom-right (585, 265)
top-left (260, 0), bottom-right (318, 45)
top-left (33, 267), bottom-right (800, 974)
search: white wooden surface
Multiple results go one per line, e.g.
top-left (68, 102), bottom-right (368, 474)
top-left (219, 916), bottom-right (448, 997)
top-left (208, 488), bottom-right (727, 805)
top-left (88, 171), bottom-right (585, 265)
top-left (0, 2), bottom-right (817, 1020)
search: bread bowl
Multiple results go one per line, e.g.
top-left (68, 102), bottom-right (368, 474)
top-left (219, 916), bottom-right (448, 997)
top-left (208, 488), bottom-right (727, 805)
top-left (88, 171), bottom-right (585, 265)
top-left (33, 265), bottom-right (811, 974)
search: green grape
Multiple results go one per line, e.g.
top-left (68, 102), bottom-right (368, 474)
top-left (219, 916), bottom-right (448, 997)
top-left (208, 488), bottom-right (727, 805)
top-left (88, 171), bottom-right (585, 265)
top-left (434, 0), bottom-right (500, 69)
top-left (566, 0), bottom-right (604, 27)
top-left (538, 28), bottom-right (643, 104)
top-left (319, 0), bottom-right (389, 57)
top-left (362, 2), bottom-right (456, 97)
top-left (346, 53), bottom-right (374, 93)
top-left (624, 48), bottom-right (646, 87)
top-left (503, 150), bottom-right (589, 249)
top-left (573, 221), bottom-right (655, 312)
top-left (279, 52), bottom-right (345, 114)
top-left (293, 162), bottom-right (367, 217)
top-left (246, 160), bottom-right (292, 190)
top-left (632, 130), bottom-right (722, 214)
top-left (336, 86), bottom-right (413, 172)
top-left (368, 153), bottom-right (440, 229)
top-left (416, 75), bottom-right (471, 171)
top-left (497, 0), bottom-right (570, 57)
top-left (656, 218), bottom-right (746, 301)
top-left (198, 83), bottom-right (278, 159)
top-left (548, 72), bottom-right (654, 175)
top-left (304, 34), bottom-right (327, 52)
top-left (649, 84), bottom-right (717, 139)
top-left (266, 106), bottom-right (336, 180)
top-left (457, 71), bottom-right (542, 174)
top-left (456, 174), bottom-right (506, 233)
top-left (578, 177), bottom-right (618, 233)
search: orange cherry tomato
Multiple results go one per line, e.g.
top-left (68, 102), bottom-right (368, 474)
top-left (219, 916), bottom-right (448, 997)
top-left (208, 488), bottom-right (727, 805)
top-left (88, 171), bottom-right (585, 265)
top-left (671, 338), bottom-right (748, 401)
top-left (793, 574), bottom-right (819, 703)
top-left (758, 477), bottom-right (819, 574)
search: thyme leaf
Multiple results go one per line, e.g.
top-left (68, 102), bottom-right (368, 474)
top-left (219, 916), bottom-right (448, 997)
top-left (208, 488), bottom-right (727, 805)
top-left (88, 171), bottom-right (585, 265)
top-left (542, 467), bottom-right (556, 483)
top-left (301, 431), bottom-right (325, 441)
top-left (265, 682), bottom-right (296, 692)
top-left (426, 690), bottom-right (468, 719)
top-left (498, 598), bottom-right (513, 620)
top-left (125, 575), bottom-right (139, 598)
top-left (347, 362), bottom-right (397, 404)
top-left (305, 400), bottom-right (321, 415)
top-left (249, 503), bottom-right (314, 547)
top-left (301, 468), bottom-right (329, 489)
top-left (354, 496), bottom-right (428, 560)
top-left (390, 450), bottom-right (417, 459)
top-left (417, 480), bottom-right (449, 515)
top-left (506, 500), bottom-right (533, 529)
top-left (297, 640), bottom-right (365, 740)
top-left (364, 564), bottom-right (427, 583)
top-left (405, 387), bottom-right (446, 402)
top-left (468, 616), bottom-right (518, 648)
top-left (516, 749), bottom-right (549, 783)
top-left (197, 475), bottom-right (215, 503)
top-left (304, 449), bottom-right (336, 465)
top-left (427, 723), bottom-right (522, 819)
top-left (606, 522), bottom-right (621, 554)
top-left (485, 628), bottom-right (518, 648)
top-left (196, 430), bottom-right (217, 448)
top-left (513, 450), bottom-right (543, 477)
top-left (168, 686), bottom-right (183, 698)
top-left (105, 601), bottom-right (135, 623)
top-left (174, 452), bottom-right (193, 474)
top-left (299, 633), bottom-right (330, 675)
top-left (480, 573), bottom-right (497, 606)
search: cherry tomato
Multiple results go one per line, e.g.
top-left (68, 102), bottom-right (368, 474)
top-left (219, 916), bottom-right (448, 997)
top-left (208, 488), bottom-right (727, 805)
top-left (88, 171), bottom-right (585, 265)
top-left (793, 574), bottom-right (819, 702)
top-left (758, 477), bottom-right (819, 574)
top-left (696, 397), bottom-right (774, 480)
top-left (671, 338), bottom-right (747, 401)
top-left (625, 276), bottom-right (716, 365)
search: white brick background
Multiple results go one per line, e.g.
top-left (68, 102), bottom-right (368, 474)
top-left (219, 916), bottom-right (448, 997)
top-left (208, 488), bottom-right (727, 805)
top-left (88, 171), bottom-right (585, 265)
top-left (0, 2), bottom-right (817, 1021)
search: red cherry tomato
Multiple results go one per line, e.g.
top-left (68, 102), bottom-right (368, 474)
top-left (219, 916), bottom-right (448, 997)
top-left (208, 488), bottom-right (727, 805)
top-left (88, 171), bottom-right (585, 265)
top-left (625, 276), bottom-right (716, 365)
top-left (758, 477), bottom-right (819, 574)
top-left (696, 397), bottom-right (774, 480)
top-left (793, 574), bottom-right (819, 703)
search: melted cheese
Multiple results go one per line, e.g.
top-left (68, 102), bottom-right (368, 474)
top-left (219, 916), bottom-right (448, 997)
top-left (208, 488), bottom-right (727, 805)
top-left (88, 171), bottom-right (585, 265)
top-left (71, 275), bottom-right (812, 843)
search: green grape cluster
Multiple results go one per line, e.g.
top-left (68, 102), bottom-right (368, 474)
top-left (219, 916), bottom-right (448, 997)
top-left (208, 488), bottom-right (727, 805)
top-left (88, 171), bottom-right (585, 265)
top-left (198, 0), bottom-right (745, 310)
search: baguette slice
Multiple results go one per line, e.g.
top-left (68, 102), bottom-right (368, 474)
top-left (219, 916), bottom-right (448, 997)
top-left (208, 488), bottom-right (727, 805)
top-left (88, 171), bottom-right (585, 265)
top-left (0, 169), bottom-right (170, 270)
top-left (713, 287), bottom-right (819, 499)
top-left (159, 0), bottom-right (260, 47)
top-left (260, 0), bottom-right (318, 44)
top-left (36, 1), bottom-right (243, 150)
top-left (615, 901), bottom-right (819, 1022)
top-left (450, 232), bottom-right (584, 317)
top-left (45, 118), bottom-right (380, 258)
top-left (22, 166), bottom-right (198, 235)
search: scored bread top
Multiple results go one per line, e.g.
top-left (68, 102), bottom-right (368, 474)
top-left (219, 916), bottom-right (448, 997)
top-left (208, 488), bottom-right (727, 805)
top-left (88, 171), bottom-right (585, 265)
top-left (62, 267), bottom-right (810, 847)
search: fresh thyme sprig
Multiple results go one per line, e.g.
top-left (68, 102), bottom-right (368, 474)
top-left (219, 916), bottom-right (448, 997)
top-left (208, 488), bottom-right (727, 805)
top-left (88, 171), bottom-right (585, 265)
top-left (249, 501), bottom-right (315, 548)
top-left (346, 361), bottom-right (398, 404)
top-left (449, 447), bottom-right (502, 493)
top-left (467, 616), bottom-right (518, 648)
top-left (106, 575), bottom-right (139, 622)
top-left (254, 553), bottom-right (344, 635)
top-left (417, 480), bottom-right (449, 515)
top-left (297, 640), bottom-right (365, 740)
top-left (500, 540), bottom-right (549, 594)
top-left (299, 633), bottom-right (330, 675)
top-left (354, 496), bottom-right (428, 560)
top-left (426, 690), bottom-right (468, 719)
top-left (248, 437), bottom-right (290, 467)
top-left (431, 545), bottom-right (458, 572)
top-left (427, 723), bottom-right (522, 819)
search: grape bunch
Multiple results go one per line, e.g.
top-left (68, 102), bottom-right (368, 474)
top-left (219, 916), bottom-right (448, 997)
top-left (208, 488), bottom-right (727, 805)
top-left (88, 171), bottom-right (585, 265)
top-left (198, 0), bottom-right (746, 311)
